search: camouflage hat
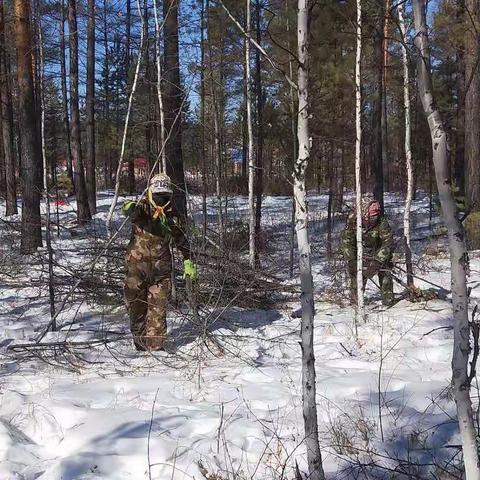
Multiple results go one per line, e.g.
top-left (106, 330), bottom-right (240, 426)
top-left (149, 173), bottom-right (173, 195)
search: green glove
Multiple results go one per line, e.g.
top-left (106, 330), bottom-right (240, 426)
top-left (122, 200), bottom-right (136, 216)
top-left (183, 259), bottom-right (198, 282)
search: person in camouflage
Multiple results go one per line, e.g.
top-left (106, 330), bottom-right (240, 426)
top-left (123, 173), bottom-right (198, 351)
top-left (341, 194), bottom-right (394, 306)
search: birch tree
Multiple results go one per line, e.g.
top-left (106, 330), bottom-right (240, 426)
top-left (246, 0), bottom-right (255, 268)
top-left (355, 0), bottom-right (364, 325)
top-left (106, 0), bottom-right (145, 235)
top-left (412, 1), bottom-right (480, 476)
top-left (295, 1), bottom-right (325, 478)
top-left (398, 3), bottom-right (414, 287)
top-left (153, 0), bottom-right (166, 173)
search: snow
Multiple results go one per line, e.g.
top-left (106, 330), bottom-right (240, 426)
top-left (0, 191), bottom-right (475, 479)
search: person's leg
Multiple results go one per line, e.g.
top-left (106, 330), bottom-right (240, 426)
top-left (124, 263), bottom-right (149, 350)
top-left (144, 277), bottom-right (172, 350)
top-left (378, 262), bottom-right (394, 306)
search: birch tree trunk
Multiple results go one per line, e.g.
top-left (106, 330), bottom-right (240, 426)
top-left (355, 0), bottom-right (364, 326)
top-left (153, 0), bottom-right (166, 173)
top-left (398, 4), bottom-right (414, 287)
top-left (106, 0), bottom-right (145, 235)
top-left (246, 0), bottom-right (255, 268)
top-left (68, 0), bottom-right (91, 224)
top-left (254, 0), bottom-right (264, 266)
top-left (201, 0), bottom-right (207, 242)
top-left (412, 1), bottom-right (480, 477)
top-left (0, 0), bottom-right (17, 216)
top-left (295, 1), bottom-right (325, 478)
top-left (85, 0), bottom-right (96, 214)
top-left (39, 16), bottom-right (56, 329)
top-left (14, 0), bottom-right (43, 253)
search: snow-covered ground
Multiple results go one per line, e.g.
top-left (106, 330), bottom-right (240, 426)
top-left (0, 191), bottom-right (476, 479)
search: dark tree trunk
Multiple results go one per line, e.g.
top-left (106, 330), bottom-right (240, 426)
top-left (254, 0), bottom-right (264, 265)
top-left (60, 0), bottom-right (74, 189)
top-left (103, 0), bottom-right (111, 188)
top-left (68, 0), bottom-right (91, 223)
top-left (372, 0), bottom-right (384, 208)
top-left (163, 0), bottom-right (186, 219)
top-left (85, 0), bottom-right (96, 213)
top-left (0, 0), bottom-right (17, 215)
top-left (465, 0), bottom-right (480, 209)
top-left (126, 0), bottom-right (135, 193)
top-left (14, 0), bottom-right (42, 253)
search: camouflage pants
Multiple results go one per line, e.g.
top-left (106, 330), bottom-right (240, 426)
top-left (348, 259), bottom-right (394, 306)
top-left (124, 255), bottom-right (172, 351)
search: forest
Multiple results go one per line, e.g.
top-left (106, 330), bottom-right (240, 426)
top-left (1, 0), bottom-right (480, 478)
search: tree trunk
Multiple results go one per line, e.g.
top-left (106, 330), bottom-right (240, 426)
top-left (68, 0), bottom-right (91, 224)
top-left (454, 0), bottom-right (465, 193)
top-left (372, 0), bottom-right (384, 208)
top-left (246, 0), bottom-right (255, 268)
top-left (413, 1), bottom-right (480, 477)
top-left (59, 0), bottom-right (74, 189)
top-left (153, 0), bottom-right (166, 173)
top-left (399, 3), bottom-right (414, 288)
top-left (254, 0), bottom-right (263, 266)
top-left (0, 0), bottom-right (17, 216)
top-left (163, 0), bottom-right (186, 219)
top-left (201, 0), bottom-right (207, 241)
top-left (465, 0), bottom-right (480, 209)
top-left (14, 0), bottom-right (42, 253)
top-left (295, 1), bottom-right (325, 479)
top-left (103, 0), bottom-right (111, 188)
top-left (126, 0), bottom-right (136, 192)
top-left (355, 0), bottom-right (364, 325)
top-left (85, 0), bottom-right (96, 214)
top-left (381, 0), bottom-right (389, 193)
top-left (106, 0), bottom-right (145, 235)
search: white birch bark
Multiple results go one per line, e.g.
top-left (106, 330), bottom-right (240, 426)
top-left (39, 15), bottom-right (56, 329)
top-left (106, 0), bottom-right (145, 235)
top-left (399, 4), bottom-right (414, 287)
top-left (153, 0), bottom-right (166, 174)
top-left (295, 1), bottom-right (325, 478)
top-left (412, 1), bottom-right (480, 477)
top-left (355, 0), bottom-right (365, 326)
top-left (246, 0), bottom-right (255, 268)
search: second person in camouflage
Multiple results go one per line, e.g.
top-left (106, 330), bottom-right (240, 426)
top-left (341, 194), bottom-right (394, 306)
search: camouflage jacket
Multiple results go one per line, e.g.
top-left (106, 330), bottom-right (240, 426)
top-left (341, 215), bottom-right (393, 264)
top-left (123, 200), bottom-right (190, 260)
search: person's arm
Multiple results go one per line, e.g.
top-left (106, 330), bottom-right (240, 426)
top-left (122, 200), bottom-right (145, 224)
top-left (375, 218), bottom-right (393, 264)
top-left (340, 216), bottom-right (357, 262)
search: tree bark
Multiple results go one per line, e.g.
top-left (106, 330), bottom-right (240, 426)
top-left (295, 1), bottom-right (325, 479)
top-left (355, 0), bottom-right (364, 325)
top-left (85, 0), bottom-right (96, 214)
top-left (59, 0), bottom-right (74, 189)
top-left (455, 0), bottom-right (465, 193)
top-left (14, 0), bottom-right (42, 253)
top-left (399, 3), bottom-right (414, 288)
top-left (68, 0), bottom-right (91, 223)
top-left (163, 0), bottom-right (186, 219)
top-left (0, 0), bottom-right (17, 216)
top-left (246, 0), bottom-right (255, 268)
top-left (413, 1), bottom-right (480, 477)
top-left (126, 0), bottom-right (136, 193)
top-left (254, 0), bottom-right (263, 266)
top-left (465, 0), bottom-right (480, 209)
top-left (372, 0), bottom-right (384, 208)
top-left (153, 0), bottom-right (166, 173)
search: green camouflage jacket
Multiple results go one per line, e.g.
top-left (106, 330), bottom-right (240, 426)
top-left (122, 199), bottom-right (190, 260)
top-left (341, 215), bottom-right (393, 264)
